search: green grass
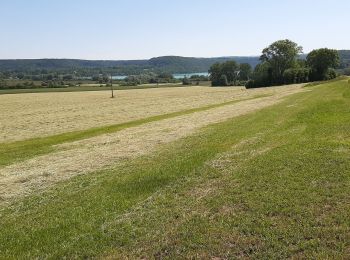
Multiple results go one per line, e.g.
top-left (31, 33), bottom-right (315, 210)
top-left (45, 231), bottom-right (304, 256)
top-left (1, 79), bottom-right (350, 258)
top-left (0, 95), bottom-right (267, 167)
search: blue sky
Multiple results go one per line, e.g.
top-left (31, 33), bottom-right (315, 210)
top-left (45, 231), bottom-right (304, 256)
top-left (1, 0), bottom-right (349, 59)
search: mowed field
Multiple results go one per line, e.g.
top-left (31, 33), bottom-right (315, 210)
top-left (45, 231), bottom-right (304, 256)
top-left (0, 85), bottom-right (300, 142)
top-left (1, 79), bottom-right (350, 258)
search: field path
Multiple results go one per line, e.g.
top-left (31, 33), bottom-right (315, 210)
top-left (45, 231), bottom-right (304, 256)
top-left (0, 85), bottom-right (306, 205)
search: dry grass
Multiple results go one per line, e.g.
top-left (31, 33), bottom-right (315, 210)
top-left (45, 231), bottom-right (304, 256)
top-left (0, 84), bottom-right (306, 205)
top-left (0, 85), bottom-right (302, 143)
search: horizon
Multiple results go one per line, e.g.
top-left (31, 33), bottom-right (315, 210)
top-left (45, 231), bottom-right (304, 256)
top-left (1, 0), bottom-right (349, 60)
top-left (0, 54), bottom-right (262, 61)
top-left (1, 50), bottom-right (349, 61)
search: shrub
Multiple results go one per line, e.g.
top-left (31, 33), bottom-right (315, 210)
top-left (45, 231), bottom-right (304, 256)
top-left (325, 68), bottom-right (337, 80)
top-left (182, 77), bottom-right (192, 85)
top-left (120, 82), bottom-right (138, 87)
top-left (245, 80), bottom-right (256, 89)
top-left (283, 68), bottom-right (310, 84)
top-left (235, 80), bottom-right (248, 86)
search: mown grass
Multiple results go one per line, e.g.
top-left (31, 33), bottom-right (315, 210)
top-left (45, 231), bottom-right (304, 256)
top-left (0, 94), bottom-right (267, 167)
top-left (1, 79), bottom-right (350, 258)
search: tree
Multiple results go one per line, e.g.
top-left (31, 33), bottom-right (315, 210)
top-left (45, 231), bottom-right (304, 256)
top-left (209, 61), bottom-right (239, 86)
top-left (260, 39), bottom-right (303, 84)
top-left (209, 62), bottom-right (223, 86)
top-left (307, 48), bottom-right (340, 80)
top-left (221, 61), bottom-right (238, 84)
top-left (219, 75), bottom-right (229, 86)
top-left (239, 63), bottom-right (252, 81)
top-left (247, 62), bottom-right (273, 88)
top-left (283, 68), bottom-right (310, 84)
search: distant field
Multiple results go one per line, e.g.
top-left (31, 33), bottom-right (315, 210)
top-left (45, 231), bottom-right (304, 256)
top-left (1, 79), bottom-right (350, 258)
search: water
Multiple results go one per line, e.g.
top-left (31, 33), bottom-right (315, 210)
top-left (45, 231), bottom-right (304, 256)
top-left (112, 75), bottom-right (127, 80)
top-left (111, 72), bottom-right (209, 80)
top-left (172, 72), bottom-right (209, 79)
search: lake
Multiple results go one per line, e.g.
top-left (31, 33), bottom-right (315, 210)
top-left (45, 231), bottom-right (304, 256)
top-left (112, 72), bottom-right (209, 80)
top-left (172, 72), bottom-right (209, 79)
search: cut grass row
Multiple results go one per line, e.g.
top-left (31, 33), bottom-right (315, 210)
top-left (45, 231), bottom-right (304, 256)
top-left (0, 94), bottom-right (268, 167)
top-left (1, 79), bottom-right (349, 258)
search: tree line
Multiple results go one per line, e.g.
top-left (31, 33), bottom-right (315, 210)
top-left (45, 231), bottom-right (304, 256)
top-left (209, 39), bottom-right (340, 88)
top-left (209, 62), bottom-right (252, 86)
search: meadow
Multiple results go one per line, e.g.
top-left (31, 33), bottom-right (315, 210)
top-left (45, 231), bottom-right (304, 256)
top-left (0, 79), bottom-right (349, 258)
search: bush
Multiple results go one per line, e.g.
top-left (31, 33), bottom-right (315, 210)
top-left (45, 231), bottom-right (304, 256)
top-left (182, 77), bottom-right (192, 85)
top-left (120, 82), bottom-right (138, 87)
top-left (245, 80), bottom-right (256, 89)
top-left (235, 80), bottom-right (248, 86)
top-left (283, 68), bottom-right (310, 84)
top-left (325, 68), bottom-right (337, 80)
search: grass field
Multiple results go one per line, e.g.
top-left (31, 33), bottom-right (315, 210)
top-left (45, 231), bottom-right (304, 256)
top-left (0, 79), bottom-right (350, 258)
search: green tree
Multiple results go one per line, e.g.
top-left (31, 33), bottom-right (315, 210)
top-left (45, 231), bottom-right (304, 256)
top-left (219, 74), bottom-right (229, 86)
top-left (209, 62), bottom-right (223, 86)
top-left (209, 61), bottom-right (239, 86)
top-left (221, 61), bottom-right (238, 84)
top-left (260, 39), bottom-right (303, 84)
top-left (239, 63), bottom-right (252, 80)
top-left (307, 48), bottom-right (340, 81)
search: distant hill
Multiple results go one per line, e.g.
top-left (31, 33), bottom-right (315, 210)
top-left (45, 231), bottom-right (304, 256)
top-left (0, 56), bottom-right (260, 75)
top-left (338, 50), bottom-right (350, 68)
top-left (148, 56), bottom-right (260, 73)
top-left (0, 51), bottom-right (348, 75)
top-left (0, 59), bottom-right (149, 72)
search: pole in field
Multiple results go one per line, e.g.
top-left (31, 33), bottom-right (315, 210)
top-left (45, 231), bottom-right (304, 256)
top-left (110, 74), bottom-right (114, 98)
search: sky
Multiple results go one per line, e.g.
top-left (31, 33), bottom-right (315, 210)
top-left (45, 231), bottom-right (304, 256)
top-left (1, 0), bottom-right (349, 60)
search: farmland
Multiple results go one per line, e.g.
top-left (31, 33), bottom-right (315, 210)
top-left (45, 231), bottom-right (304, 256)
top-left (0, 84), bottom-right (301, 142)
top-left (1, 78), bottom-right (350, 258)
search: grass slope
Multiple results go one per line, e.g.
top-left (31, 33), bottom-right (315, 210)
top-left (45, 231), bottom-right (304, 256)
top-left (1, 79), bottom-right (350, 258)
